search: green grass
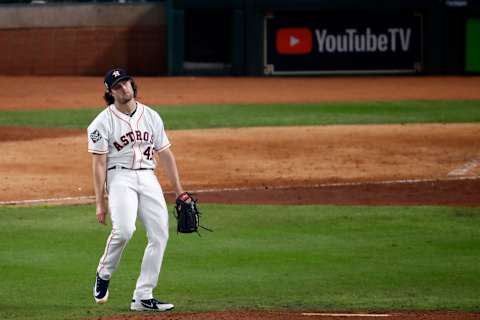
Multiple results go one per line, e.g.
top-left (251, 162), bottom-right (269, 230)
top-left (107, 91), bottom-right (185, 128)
top-left (1, 100), bottom-right (480, 129)
top-left (0, 204), bottom-right (479, 320)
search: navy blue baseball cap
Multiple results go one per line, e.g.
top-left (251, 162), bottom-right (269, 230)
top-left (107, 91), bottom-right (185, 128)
top-left (104, 68), bottom-right (132, 91)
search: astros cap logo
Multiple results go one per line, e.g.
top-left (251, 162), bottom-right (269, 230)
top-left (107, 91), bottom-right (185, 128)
top-left (104, 68), bottom-right (132, 91)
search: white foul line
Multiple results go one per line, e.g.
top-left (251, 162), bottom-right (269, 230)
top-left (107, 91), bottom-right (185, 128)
top-left (302, 313), bottom-right (390, 317)
top-left (0, 195), bottom-right (96, 206)
top-left (448, 158), bottom-right (480, 176)
top-left (0, 175), bottom-right (479, 206)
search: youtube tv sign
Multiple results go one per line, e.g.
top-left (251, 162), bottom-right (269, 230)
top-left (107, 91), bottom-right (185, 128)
top-left (265, 12), bottom-right (422, 75)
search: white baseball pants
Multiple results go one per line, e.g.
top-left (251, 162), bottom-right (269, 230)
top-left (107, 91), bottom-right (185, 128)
top-left (96, 169), bottom-right (169, 300)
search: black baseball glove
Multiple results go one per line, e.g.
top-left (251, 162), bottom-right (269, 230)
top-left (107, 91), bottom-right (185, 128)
top-left (174, 192), bottom-right (212, 235)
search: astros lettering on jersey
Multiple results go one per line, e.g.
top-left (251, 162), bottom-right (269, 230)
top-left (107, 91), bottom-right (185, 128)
top-left (88, 102), bottom-right (170, 169)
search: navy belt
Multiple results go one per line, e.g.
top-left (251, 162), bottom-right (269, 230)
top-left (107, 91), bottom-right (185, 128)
top-left (108, 166), bottom-right (154, 171)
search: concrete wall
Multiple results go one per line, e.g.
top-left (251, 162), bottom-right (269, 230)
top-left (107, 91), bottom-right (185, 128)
top-left (0, 3), bottom-right (167, 75)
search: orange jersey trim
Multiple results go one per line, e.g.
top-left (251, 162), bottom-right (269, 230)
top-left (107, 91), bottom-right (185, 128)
top-left (154, 143), bottom-right (171, 153)
top-left (88, 148), bottom-right (108, 154)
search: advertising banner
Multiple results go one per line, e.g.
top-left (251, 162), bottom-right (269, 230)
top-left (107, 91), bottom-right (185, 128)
top-left (264, 12), bottom-right (423, 75)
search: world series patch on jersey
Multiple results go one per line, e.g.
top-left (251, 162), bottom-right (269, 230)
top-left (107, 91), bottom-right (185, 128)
top-left (90, 129), bottom-right (102, 143)
top-left (87, 102), bottom-right (171, 169)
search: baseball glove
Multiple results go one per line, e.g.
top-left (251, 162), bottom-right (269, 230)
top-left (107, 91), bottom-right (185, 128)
top-left (174, 192), bottom-right (212, 235)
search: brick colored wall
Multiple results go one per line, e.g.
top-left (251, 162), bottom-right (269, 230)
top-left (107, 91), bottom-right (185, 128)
top-left (0, 3), bottom-right (166, 75)
top-left (0, 26), bottom-right (166, 75)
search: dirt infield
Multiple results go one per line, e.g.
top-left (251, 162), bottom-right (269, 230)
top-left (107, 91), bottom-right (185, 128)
top-left (1, 77), bottom-right (480, 205)
top-left (2, 76), bottom-right (480, 319)
top-left (97, 310), bottom-right (480, 320)
top-left (1, 124), bottom-right (480, 205)
top-left (2, 76), bottom-right (480, 110)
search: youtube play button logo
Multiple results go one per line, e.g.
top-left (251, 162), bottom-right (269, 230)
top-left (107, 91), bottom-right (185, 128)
top-left (276, 28), bottom-right (313, 54)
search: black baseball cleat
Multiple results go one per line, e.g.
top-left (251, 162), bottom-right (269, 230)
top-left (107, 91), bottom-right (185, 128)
top-left (130, 298), bottom-right (174, 311)
top-left (93, 273), bottom-right (109, 304)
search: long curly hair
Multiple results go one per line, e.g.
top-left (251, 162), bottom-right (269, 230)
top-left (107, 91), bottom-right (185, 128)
top-left (103, 79), bottom-right (138, 106)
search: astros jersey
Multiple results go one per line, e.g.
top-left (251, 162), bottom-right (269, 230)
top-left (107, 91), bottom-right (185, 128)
top-left (87, 102), bottom-right (170, 169)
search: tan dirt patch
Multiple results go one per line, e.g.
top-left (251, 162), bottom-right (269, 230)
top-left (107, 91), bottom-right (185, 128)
top-left (1, 124), bottom-right (479, 205)
top-left (1, 76), bottom-right (480, 110)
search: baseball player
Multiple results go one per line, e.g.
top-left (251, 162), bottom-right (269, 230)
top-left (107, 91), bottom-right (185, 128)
top-left (88, 68), bottom-right (188, 311)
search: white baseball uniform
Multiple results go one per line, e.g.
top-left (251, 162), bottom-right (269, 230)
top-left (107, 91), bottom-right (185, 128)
top-left (87, 102), bottom-right (171, 301)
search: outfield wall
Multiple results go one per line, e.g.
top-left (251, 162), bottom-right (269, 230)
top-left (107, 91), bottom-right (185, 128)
top-left (1, 1), bottom-right (480, 76)
top-left (0, 3), bottom-right (166, 75)
top-left (168, 0), bottom-right (480, 76)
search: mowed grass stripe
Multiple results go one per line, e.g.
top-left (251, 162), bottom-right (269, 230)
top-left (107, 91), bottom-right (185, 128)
top-left (0, 204), bottom-right (479, 320)
top-left (1, 100), bottom-right (480, 129)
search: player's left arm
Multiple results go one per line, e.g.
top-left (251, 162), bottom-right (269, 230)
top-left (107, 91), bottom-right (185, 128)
top-left (156, 147), bottom-right (184, 197)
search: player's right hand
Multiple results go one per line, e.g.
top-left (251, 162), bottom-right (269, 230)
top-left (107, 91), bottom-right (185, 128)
top-left (96, 204), bottom-right (107, 225)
